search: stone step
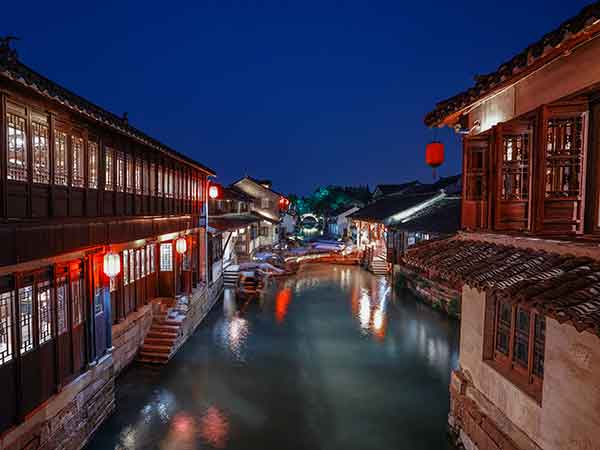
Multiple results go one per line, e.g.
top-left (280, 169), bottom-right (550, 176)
top-left (144, 337), bottom-right (177, 346)
top-left (147, 330), bottom-right (178, 339)
top-left (156, 319), bottom-right (183, 326)
top-left (137, 351), bottom-right (171, 364)
top-left (151, 324), bottom-right (180, 333)
top-left (141, 344), bottom-right (172, 354)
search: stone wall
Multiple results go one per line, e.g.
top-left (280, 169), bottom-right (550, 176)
top-left (0, 355), bottom-right (115, 450)
top-left (394, 264), bottom-right (461, 318)
top-left (111, 304), bottom-right (153, 376)
top-left (453, 285), bottom-right (600, 450)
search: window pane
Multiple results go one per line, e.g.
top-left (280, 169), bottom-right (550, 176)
top-left (135, 159), bottom-right (142, 195)
top-left (533, 314), bottom-right (545, 377)
top-left (123, 251), bottom-right (129, 286)
top-left (502, 134), bottom-right (529, 200)
top-left (160, 243), bottom-right (173, 271)
top-left (7, 113), bottom-right (27, 181)
top-left (37, 280), bottom-right (54, 344)
top-left (129, 250), bottom-right (135, 282)
top-left (56, 276), bottom-right (68, 335)
top-left (157, 165), bottom-right (163, 196)
top-left (495, 301), bottom-right (511, 355)
top-left (54, 131), bottom-right (68, 185)
top-left (71, 276), bottom-right (84, 326)
top-left (513, 308), bottom-right (530, 367)
top-left (105, 147), bottom-right (114, 191)
top-left (545, 117), bottom-right (583, 198)
top-left (89, 141), bottom-right (98, 189)
top-left (126, 154), bottom-right (134, 193)
top-left (116, 152), bottom-right (125, 192)
top-left (0, 291), bottom-right (14, 365)
top-left (19, 285), bottom-right (33, 354)
top-left (72, 136), bottom-right (84, 187)
top-left (143, 160), bottom-right (149, 195)
top-left (150, 163), bottom-right (156, 195)
top-left (32, 121), bottom-right (50, 184)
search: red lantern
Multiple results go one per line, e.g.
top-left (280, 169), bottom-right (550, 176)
top-left (209, 184), bottom-right (220, 199)
top-left (279, 197), bottom-right (290, 210)
top-left (426, 141), bottom-right (444, 178)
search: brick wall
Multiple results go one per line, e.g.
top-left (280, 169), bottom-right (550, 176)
top-left (111, 304), bottom-right (154, 376)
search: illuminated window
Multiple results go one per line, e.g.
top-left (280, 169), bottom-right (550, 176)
top-left (88, 141), bottom-right (99, 189)
top-left (147, 244), bottom-right (155, 273)
top-left (126, 154), bottom-right (134, 193)
top-left (116, 151), bottom-right (125, 192)
top-left (123, 250), bottom-right (129, 286)
top-left (54, 131), bottom-right (68, 185)
top-left (545, 117), bottom-right (583, 198)
top-left (32, 119), bottom-right (50, 184)
top-left (141, 247), bottom-right (146, 277)
top-left (56, 276), bottom-right (68, 335)
top-left (129, 250), bottom-right (135, 283)
top-left (157, 165), bottom-right (163, 196)
top-left (501, 134), bottom-right (529, 200)
top-left (135, 249), bottom-right (142, 281)
top-left (0, 291), bottom-right (14, 365)
top-left (71, 276), bottom-right (84, 326)
top-left (135, 158), bottom-right (142, 195)
top-left (37, 280), bottom-right (54, 344)
top-left (160, 243), bottom-right (173, 271)
top-left (19, 285), bottom-right (33, 354)
top-left (7, 112), bottom-right (27, 181)
top-left (72, 136), bottom-right (84, 187)
top-left (143, 160), bottom-right (149, 195)
top-left (105, 147), bottom-right (114, 191)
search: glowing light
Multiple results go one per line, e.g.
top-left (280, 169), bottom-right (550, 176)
top-left (103, 252), bottom-right (120, 278)
top-left (275, 288), bottom-right (292, 324)
top-left (200, 406), bottom-right (229, 448)
top-left (175, 237), bottom-right (187, 255)
top-left (359, 294), bottom-right (371, 331)
top-left (209, 184), bottom-right (220, 199)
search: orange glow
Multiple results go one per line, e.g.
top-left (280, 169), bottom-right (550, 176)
top-left (200, 406), bottom-right (229, 448)
top-left (426, 141), bottom-right (444, 168)
top-left (209, 184), bottom-right (220, 199)
top-left (275, 288), bottom-right (292, 323)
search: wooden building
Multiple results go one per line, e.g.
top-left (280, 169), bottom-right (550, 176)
top-left (413, 3), bottom-right (600, 450)
top-left (0, 41), bottom-right (216, 449)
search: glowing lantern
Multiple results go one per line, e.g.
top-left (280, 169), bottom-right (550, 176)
top-left (175, 237), bottom-right (187, 255)
top-left (279, 197), bottom-right (290, 210)
top-left (209, 184), bottom-right (220, 199)
top-left (426, 141), bottom-right (444, 178)
top-left (103, 252), bottom-right (121, 278)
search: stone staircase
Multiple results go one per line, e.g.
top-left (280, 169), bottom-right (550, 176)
top-left (137, 298), bottom-right (186, 364)
top-left (369, 247), bottom-right (391, 276)
top-left (223, 265), bottom-right (240, 287)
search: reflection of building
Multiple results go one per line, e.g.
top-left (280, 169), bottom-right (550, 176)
top-left (0, 44), bottom-right (220, 449)
top-left (232, 177), bottom-right (288, 249)
top-left (412, 6), bottom-right (600, 450)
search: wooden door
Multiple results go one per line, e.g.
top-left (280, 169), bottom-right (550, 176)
top-left (462, 136), bottom-right (491, 230)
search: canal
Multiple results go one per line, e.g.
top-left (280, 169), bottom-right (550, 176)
top-left (87, 264), bottom-right (459, 450)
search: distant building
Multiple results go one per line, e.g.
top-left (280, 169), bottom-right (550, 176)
top-left (327, 205), bottom-right (360, 239)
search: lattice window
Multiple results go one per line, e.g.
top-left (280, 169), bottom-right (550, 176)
top-left (105, 147), bottom-right (114, 191)
top-left (141, 247), bottom-right (146, 277)
top-left (123, 250), bottom-right (129, 286)
top-left (37, 280), bottom-right (54, 344)
top-left (7, 113), bottom-right (27, 181)
top-left (136, 249), bottom-right (142, 280)
top-left (32, 120), bottom-right (50, 184)
top-left (545, 117), bottom-right (583, 198)
top-left (157, 165), bottom-right (163, 196)
top-left (495, 301), bottom-right (511, 355)
top-left (533, 315), bottom-right (545, 377)
top-left (148, 244), bottom-right (155, 273)
top-left (54, 131), bottom-right (68, 185)
top-left (116, 151), bottom-right (125, 192)
top-left (501, 134), bottom-right (529, 200)
top-left (135, 159), bottom-right (143, 195)
top-left (150, 163), bottom-right (156, 195)
top-left (19, 285), bottom-right (33, 354)
top-left (126, 154), bottom-right (134, 193)
top-left (160, 243), bottom-right (173, 271)
top-left (0, 292), bottom-right (14, 365)
top-left (88, 141), bottom-right (98, 189)
top-left (465, 139), bottom-right (488, 201)
top-left (71, 276), bottom-right (84, 326)
top-left (129, 250), bottom-right (135, 283)
top-left (56, 276), bottom-right (68, 335)
top-left (513, 308), bottom-right (530, 368)
top-left (72, 136), bottom-right (84, 187)
top-left (143, 160), bottom-right (149, 195)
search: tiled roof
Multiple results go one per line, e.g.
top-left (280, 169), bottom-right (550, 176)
top-left (374, 181), bottom-right (421, 197)
top-left (424, 2), bottom-right (600, 126)
top-left (403, 238), bottom-right (600, 336)
top-left (208, 213), bottom-right (261, 232)
top-left (0, 46), bottom-right (216, 175)
top-left (390, 196), bottom-right (461, 234)
top-left (350, 192), bottom-right (441, 223)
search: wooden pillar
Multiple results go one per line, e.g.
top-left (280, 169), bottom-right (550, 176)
top-left (0, 93), bottom-right (6, 219)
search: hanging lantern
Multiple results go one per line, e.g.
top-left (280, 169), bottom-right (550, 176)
top-left (426, 141), bottom-right (444, 178)
top-left (209, 184), bottom-right (220, 199)
top-left (175, 237), bottom-right (187, 255)
top-left (279, 197), bottom-right (290, 210)
top-left (103, 252), bottom-right (121, 278)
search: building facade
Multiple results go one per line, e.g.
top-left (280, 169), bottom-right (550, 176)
top-left (413, 3), bottom-right (600, 449)
top-left (0, 43), bottom-right (218, 450)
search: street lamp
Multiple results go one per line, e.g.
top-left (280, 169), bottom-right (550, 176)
top-left (103, 252), bottom-right (121, 278)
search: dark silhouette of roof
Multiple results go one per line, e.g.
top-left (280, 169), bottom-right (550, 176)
top-left (390, 196), bottom-right (461, 234)
top-left (350, 192), bottom-right (441, 222)
top-left (373, 181), bottom-right (421, 197)
top-left (208, 213), bottom-right (261, 232)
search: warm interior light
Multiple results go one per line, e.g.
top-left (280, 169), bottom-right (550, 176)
top-left (176, 237), bottom-right (187, 255)
top-left (103, 252), bottom-right (121, 278)
top-left (209, 185), bottom-right (219, 199)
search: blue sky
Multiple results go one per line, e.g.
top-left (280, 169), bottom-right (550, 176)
top-left (3, 0), bottom-right (592, 194)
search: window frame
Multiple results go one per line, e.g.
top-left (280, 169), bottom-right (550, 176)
top-left (6, 104), bottom-right (28, 182)
top-left (53, 128), bottom-right (68, 186)
top-left (31, 112), bottom-right (50, 184)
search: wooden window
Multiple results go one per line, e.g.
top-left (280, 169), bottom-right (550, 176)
top-left (135, 158), bottom-right (142, 195)
top-left (37, 280), bottom-right (54, 344)
top-left (7, 112), bottom-right (27, 181)
top-left (56, 276), bottom-right (68, 335)
top-left (143, 160), bottom-right (149, 195)
top-left (54, 130), bottom-right (68, 186)
top-left (489, 298), bottom-right (545, 396)
top-left (545, 117), bottom-right (583, 198)
top-left (32, 117), bottom-right (50, 184)
top-left (501, 134), bottom-right (529, 200)
top-left (147, 244), bottom-right (155, 273)
top-left (157, 165), bottom-right (163, 196)
top-left (71, 275), bottom-right (84, 326)
top-left (465, 140), bottom-right (487, 200)
top-left (71, 136), bottom-right (84, 187)
top-left (150, 163), bottom-right (156, 195)
top-left (160, 243), bottom-right (173, 271)
top-left (93, 266), bottom-right (103, 316)
top-left (19, 285), bottom-right (33, 354)
top-left (116, 151), bottom-right (125, 192)
top-left (170, 169), bottom-right (175, 198)
top-left (140, 248), bottom-right (146, 277)
top-left (88, 141), bottom-right (99, 189)
top-left (129, 250), bottom-right (135, 283)
top-left (0, 291), bottom-right (14, 365)
top-left (105, 147), bottom-right (114, 191)
top-left (123, 251), bottom-right (129, 286)
top-left (126, 154), bottom-right (134, 193)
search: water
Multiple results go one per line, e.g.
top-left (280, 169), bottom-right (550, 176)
top-left (87, 264), bottom-right (459, 450)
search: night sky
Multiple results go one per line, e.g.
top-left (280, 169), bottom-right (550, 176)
top-left (3, 0), bottom-right (591, 194)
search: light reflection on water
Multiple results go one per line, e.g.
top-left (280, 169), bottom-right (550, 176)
top-left (88, 264), bottom-right (459, 450)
